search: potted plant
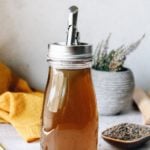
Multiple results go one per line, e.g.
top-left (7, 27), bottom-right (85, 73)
top-left (92, 34), bottom-right (145, 115)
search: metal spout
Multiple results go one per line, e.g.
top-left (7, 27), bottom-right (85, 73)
top-left (66, 6), bottom-right (79, 45)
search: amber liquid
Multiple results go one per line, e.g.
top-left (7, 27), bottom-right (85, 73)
top-left (41, 68), bottom-right (98, 150)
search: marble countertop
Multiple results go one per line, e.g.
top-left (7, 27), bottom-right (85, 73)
top-left (0, 110), bottom-right (150, 150)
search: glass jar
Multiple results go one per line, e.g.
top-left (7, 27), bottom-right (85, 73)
top-left (40, 43), bottom-right (98, 150)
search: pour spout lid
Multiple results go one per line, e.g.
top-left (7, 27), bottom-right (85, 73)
top-left (48, 6), bottom-right (92, 62)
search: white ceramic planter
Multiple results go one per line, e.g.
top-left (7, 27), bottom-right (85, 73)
top-left (92, 68), bottom-right (135, 115)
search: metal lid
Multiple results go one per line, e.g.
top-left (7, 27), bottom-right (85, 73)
top-left (47, 6), bottom-right (92, 62)
top-left (48, 42), bottom-right (92, 62)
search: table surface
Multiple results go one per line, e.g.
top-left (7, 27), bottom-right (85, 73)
top-left (0, 110), bottom-right (150, 150)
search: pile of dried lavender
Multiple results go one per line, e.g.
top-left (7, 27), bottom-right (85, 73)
top-left (102, 123), bottom-right (150, 141)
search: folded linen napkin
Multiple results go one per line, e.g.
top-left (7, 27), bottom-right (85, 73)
top-left (0, 62), bottom-right (44, 142)
top-left (0, 63), bottom-right (32, 94)
top-left (133, 88), bottom-right (150, 125)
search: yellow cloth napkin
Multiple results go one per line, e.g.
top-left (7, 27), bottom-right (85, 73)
top-left (0, 62), bottom-right (44, 142)
top-left (0, 63), bottom-right (32, 94)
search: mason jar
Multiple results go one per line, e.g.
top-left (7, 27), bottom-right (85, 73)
top-left (41, 42), bottom-right (98, 150)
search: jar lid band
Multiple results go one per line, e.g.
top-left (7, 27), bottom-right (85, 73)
top-left (47, 42), bottom-right (93, 62)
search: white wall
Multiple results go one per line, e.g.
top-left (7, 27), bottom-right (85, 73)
top-left (0, 0), bottom-right (150, 90)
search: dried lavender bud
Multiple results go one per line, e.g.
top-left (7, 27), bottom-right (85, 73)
top-left (125, 34), bottom-right (145, 55)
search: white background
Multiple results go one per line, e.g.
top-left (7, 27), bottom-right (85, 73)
top-left (0, 0), bottom-right (150, 90)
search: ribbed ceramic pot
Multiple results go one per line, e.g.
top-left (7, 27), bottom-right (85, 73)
top-left (92, 68), bottom-right (135, 115)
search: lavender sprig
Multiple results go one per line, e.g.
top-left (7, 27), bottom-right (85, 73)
top-left (93, 34), bottom-right (145, 71)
